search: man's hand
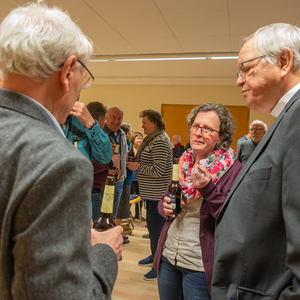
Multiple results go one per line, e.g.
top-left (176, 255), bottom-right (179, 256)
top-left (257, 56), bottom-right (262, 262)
top-left (111, 154), bottom-right (121, 167)
top-left (70, 102), bottom-right (95, 129)
top-left (90, 226), bottom-right (123, 261)
top-left (108, 167), bottom-right (120, 176)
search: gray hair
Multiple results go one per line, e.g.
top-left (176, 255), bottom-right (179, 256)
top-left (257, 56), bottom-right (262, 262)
top-left (187, 103), bottom-right (236, 151)
top-left (139, 109), bottom-right (165, 131)
top-left (0, 3), bottom-right (93, 79)
top-left (120, 123), bottom-right (131, 134)
top-left (250, 119), bottom-right (267, 131)
top-left (246, 23), bottom-right (300, 71)
top-left (173, 134), bottom-right (182, 144)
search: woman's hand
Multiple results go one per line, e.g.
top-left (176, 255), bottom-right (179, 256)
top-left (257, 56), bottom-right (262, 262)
top-left (191, 164), bottom-right (211, 189)
top-left (126, 161), bottom-right (140, 171)
top-left (163, 196), bottom-right (175, 218)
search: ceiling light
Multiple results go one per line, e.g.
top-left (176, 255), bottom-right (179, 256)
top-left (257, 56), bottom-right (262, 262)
top-left (89, 54), bottom-right (239, 62)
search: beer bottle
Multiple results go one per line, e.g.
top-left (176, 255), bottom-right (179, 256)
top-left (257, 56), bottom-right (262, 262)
top-left (168, 157), bottom-right (182, 215)
top-left (114, 142), bottom-right (120, 181)
top-left (128, 141), bottom-right (135, 162)
top-left (72, 137), bottom-right (78, 148)
top-left (93, 174), bottom-right (116, 231)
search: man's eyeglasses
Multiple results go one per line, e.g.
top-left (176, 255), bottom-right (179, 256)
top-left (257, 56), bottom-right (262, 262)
top-left (58, 58), bottom-right (94, 89)
top-left (237, 55), bottom-right (265, 80)
top-left (189, 123), bottom-right (219, 136)
top-left (249, 127), bottom-right (265, 132)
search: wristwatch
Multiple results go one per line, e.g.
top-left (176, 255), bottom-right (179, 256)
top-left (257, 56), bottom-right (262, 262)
top-left (88, 121), bottom-right (97, 130)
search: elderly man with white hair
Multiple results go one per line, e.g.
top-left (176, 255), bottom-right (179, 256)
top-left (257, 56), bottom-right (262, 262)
top-left (212, 22), bottom-right (300, 299)
top-left (0, 3), bottom-right (123, 300)
top-left (236, 119), bottom-right (267, 165)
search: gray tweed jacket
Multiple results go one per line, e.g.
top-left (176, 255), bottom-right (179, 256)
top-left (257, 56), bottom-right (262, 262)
top-left (0, 89), bottom-right (117, 300)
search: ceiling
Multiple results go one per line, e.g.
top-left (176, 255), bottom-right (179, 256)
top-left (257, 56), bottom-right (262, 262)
top-left (2, 0), bottom-right (300, 85)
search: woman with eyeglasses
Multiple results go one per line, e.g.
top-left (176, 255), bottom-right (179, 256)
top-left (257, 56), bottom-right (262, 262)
top-left (153, 103), bottom-right (243, 300)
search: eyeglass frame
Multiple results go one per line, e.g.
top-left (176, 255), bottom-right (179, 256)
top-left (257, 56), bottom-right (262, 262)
top-left (237, 55), bottom-right (265, 80)
top-left (58, 58), bottom-right (94, 89)
top-left (189, 123), bottom-right (220, 136)
top-left (249, 127), bottom-right (265, 132)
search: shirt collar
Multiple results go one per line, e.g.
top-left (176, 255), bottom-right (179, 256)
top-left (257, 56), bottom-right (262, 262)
top-left (271, 82), bottom-right (300, 118)
top-left (104, 123), bottom-right (121, 136)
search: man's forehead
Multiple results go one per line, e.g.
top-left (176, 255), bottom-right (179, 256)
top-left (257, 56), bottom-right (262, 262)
top-left (109, 110), bottom-right (123, 118)
top-left (238, 38), bottom-right (258, 62)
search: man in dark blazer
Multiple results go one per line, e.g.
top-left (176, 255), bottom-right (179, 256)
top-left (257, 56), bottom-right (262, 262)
top-left (211, 23), bottom-right (300, 299)
top-left (0, 3), bottom-right (123, 300)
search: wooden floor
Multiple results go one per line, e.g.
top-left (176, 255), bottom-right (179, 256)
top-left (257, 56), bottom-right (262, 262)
top-left (112, 213), bottom-right (160, 300)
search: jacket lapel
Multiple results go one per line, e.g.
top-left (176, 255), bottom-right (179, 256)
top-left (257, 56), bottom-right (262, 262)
top-left (217, 89), bottom-right (300, 219)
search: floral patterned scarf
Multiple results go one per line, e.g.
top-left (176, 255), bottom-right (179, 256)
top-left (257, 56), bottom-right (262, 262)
top-left (179, 148), bottom-right (236, 203)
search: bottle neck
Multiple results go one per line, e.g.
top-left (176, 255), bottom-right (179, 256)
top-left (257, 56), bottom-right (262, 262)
top-left (99, 212), bottom-right (112, 217)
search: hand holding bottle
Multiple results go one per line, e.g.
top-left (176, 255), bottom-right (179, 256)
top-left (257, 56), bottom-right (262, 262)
top-left (108, 167), bottom-right (120, 176)
top-left (111, 154), bottom-right (121, 167)
top-left (90, 226), bottom-right (123, 261)
top-left (163, 196), bottom-right (175, 218)
top-left (126, 161), bottom-right (140, 171)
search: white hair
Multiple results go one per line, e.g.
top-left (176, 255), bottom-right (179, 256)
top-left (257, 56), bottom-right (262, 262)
top-left (172, 134), bottom-right (182, 144)
top-left (0, 3), bottom-right (93, 79)
top-left (246, 23), bottom-right (300, 71)
top-left (250, 119), bottom-right (267, 131)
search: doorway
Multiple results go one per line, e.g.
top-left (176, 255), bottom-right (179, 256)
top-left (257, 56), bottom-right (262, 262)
top-left (161, 104), bottom-right (249, 152)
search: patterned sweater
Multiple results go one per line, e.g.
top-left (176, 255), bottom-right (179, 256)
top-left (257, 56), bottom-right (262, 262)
top-left (137, 132), bottom-right (172, 201)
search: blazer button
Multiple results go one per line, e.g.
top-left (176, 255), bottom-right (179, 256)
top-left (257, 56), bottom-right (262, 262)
top-left (203, 258), bottom-right (208, 263)
top-left (200, 234), bottom-right (205, 239)
top-left (200, 210), bottom-right (205, 215)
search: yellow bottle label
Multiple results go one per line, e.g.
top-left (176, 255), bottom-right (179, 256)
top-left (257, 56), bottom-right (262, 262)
top-left (172, 164), bottom-right (179, 181)
top-left (74, 141), bottom-right (77, 148)
top-left (101, 185), bottom-right (115, 213)
top-left (114, 144), bottom-right (120, 154)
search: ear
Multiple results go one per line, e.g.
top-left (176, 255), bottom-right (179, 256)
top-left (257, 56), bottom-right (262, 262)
top-left (279, 48), bottom-right (294, 78)
top-left (218, 135), bottom-right (224, 144)
top-left (60, 55), bottom-right (77, 93)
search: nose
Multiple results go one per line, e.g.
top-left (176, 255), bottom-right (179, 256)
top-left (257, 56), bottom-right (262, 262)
top-left (195, 127), bottom-right (203, 136)
top-left (236, 76), bottom-right (245, 87)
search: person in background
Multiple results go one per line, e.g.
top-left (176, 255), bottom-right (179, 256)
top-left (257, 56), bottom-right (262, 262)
top-left (236, 119), bottom-right (267, 165)
top-left (153, 103), bottom-right (243, 299)
top-left (127, 109), bottom-right (172, 281)
top-left (0, 4), bottom-right (122, 299)
top-left (236, 131), bottom-right (251, 149)
top-left (172, 134), bottom-right (185, 158)
top-left (115, 122), bottom-right (134, 244)
top-left (212, 23), bottom-right (300, 299)
top-left (61, 100), bottom-right (112, 218)
top-left (102, 107), bottom-right (127, 220)
top-left (130, 131), bottom-right (145, 221)
top-left (86, 101), bottom-right (120, 223)
top-left (61, 100), bottom-right (112, 165)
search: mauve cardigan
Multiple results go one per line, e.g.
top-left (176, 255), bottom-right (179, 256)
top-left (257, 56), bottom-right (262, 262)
top-left (153, 160), bottom-right (243, 295)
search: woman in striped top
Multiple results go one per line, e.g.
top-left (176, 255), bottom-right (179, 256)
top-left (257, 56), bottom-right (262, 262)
top-left (127, 109), bottom-right (172, 281)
